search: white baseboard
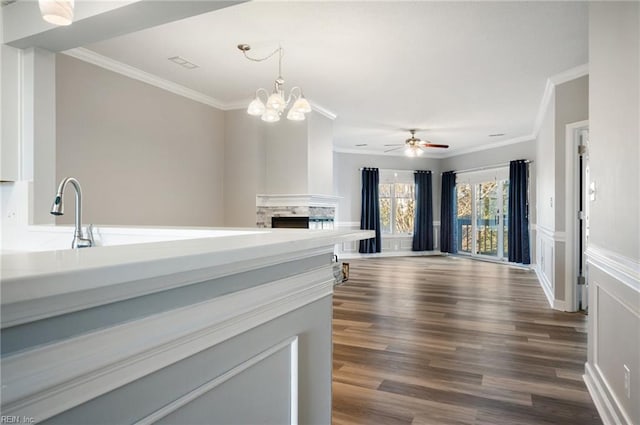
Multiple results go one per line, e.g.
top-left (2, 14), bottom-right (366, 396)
top-left (338, 251), bottom-right (443, 260)
top-left (584, 362), bottom-right (632, 425)
top-left (535, 265), bottom-right (554, 308)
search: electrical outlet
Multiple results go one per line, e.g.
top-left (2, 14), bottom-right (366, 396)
top-left (624, 365), bottom-right (631, 399)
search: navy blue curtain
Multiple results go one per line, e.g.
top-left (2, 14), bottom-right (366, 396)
top-left (412, 171), bottom-right (433, 251)
top-left (440, 171), bottom-right (457, 253)
top-left (359, 168), bottom-right (381, 253)
top-left (508, 160), bottom-right (530, 264)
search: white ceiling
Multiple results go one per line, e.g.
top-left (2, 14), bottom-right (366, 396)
top-left (83, 1), bottom-right (588, 157)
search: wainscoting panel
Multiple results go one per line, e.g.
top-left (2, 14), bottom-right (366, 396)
top-left (143, 338), bottom-right (298, 425)
top-left (536, 226), bottom-right (555, 307)
top-left (584, 245), bottom-right (640, 425)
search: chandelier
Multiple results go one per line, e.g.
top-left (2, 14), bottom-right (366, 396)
top-left (38, 0), bottom-right (74, 26)
top-left (238, 44), bottom-right (311, 122)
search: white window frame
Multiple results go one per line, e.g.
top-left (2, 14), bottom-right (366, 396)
top-left (378, 170), bottom-right (415, 236)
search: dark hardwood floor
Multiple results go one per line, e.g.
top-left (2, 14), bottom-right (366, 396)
top-left (331, 256), bottom-right (601, 425)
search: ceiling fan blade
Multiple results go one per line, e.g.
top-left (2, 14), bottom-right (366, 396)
top-left (422, 143), bottom-right (449, 149)
top-left (383, 144), bottom-right (403, 147)
top-left (384, 146), bottom-right (404, 153)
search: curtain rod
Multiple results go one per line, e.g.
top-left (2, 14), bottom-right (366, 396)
top-left (444, 160), bottom-right (534, 175)
top-left (358, 168), bottom-right (420, 172)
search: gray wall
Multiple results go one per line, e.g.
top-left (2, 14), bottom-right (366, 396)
top-left (223, 109), bottom-right (266, 227)
top-left (333, 152), bottom-right (441, 223)
top-left (307, 113), bottom-right (333, 195)
top-left (56, 54), bottom-right (225, 226)
top-left (264, 118), bottom-right (308, 194)
top-left (440, 140), bottom-right (536, 173)
top-left (537, 100), bottom-right (556, 231)
top-left (589, 5), bottom-right (639, 259)
top-left (534, 75), bottom-right (588, 303)
top-left (554, 76), bottom-right (589, 231)
top-left (586, 4), bottom-right (639, 424)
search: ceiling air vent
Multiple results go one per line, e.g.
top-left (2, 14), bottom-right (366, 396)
top-left (168, 56), bottom-right (199, 70)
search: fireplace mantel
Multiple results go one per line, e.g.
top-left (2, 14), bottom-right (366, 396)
top-left (256, 194), bottom-right (340, 208)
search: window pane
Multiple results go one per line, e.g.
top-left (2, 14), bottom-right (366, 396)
top-left (395, 183), bottom-right (414, 198)
top-left (476, 181), bottom-right (498, 256)
top-left (456, 183), bottom-right (472, 253)
top-left (394, 198), bottom-right (414, 234)
top-left (379, 183), bottom-right (392, 197)
top-left (379, 198), bottom-right (392, 234)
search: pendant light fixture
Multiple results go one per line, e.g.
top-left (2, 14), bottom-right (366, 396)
top-left (238, 44), bottom-right (311, 122)
top-left (38, 0), bottom-right (74, 26)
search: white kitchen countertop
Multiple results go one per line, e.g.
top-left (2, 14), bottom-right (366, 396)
top-left (1, 227), bottom-right (372, 326)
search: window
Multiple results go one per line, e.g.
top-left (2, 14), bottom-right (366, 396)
top-left (379, 172), bottom-right (415, 235)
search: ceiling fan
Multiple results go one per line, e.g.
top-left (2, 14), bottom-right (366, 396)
top-left (384, 129), bottom-right (449, 156)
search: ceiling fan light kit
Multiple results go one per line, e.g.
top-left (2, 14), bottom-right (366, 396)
top-left (239, 44), bottom-right (311, 123)
top-left (385, 129), bottom-right (450, 156)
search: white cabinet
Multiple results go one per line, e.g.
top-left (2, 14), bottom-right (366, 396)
top-left (1, 45), bottom-right (21, 181)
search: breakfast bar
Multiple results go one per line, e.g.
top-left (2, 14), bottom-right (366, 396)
top-left (1, 227), bottom-right (371, 424)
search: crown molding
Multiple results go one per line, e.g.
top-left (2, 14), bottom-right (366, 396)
top-left (532, 63), bottom-right (589, 138)
top-left (333, 134), bottom-right (533, 159)
top-left (62, 48), bottom-right (338, 119)
top-left (63, 47), bottom-right (227, 110)
top-left (438, 134), bottom-right (535, 158)
top-left (333, 147), bottom-right (448, 159)
top-left (310, 101), bottom-right (337, 121)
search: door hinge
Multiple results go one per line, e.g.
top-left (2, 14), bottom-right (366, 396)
top-left (578, 145), bottom-right (588, 155)
top-left (578, 276), bottom-right (586, 285)
top-left (578, 211), bottom-right (585, 220)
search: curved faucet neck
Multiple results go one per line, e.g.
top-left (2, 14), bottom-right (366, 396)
top-left (56, 177), bottom-right (83, 237)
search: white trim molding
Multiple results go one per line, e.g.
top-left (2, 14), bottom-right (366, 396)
top-left (584, 363), bottom-right (629, 425)
top-left (535, 264), bottom-right (554, 308)
top-left (61, 48), bottom-right (338, 121)
top-left (63, 48), bottom-right (226, 110)
top-left (134, 336), bottom-right (299, 425)
top-left (535, 223), bottom-right (566, 242)
top-left (564, 120), bottom-right (589, 312)
top-left (533, 64), bottom-right (589, 138)
top-left (1, 267), bottom-right (333, 422)
top-left (586, 245), bottom-right (640, 292)
top-left (584, 244), bottom-right (639, 425)
top-left (256, 194), bottom-right (340, 208)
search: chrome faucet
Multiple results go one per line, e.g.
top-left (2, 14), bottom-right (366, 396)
top-left (50, 177), bottom-right (94, 249)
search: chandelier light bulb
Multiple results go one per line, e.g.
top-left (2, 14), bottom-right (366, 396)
top-left (39, 0), bottom-right (74, 26)
top-left (247, 98), bottom-right (266, 116)
top-left (261, 108), bottom-right (280, 123)
top-left (286, 109), bottom-right (306, 121)
top-left (266, 92), bottom-right (286, 112)
top-left (291, 97), bottom-right (312, 114)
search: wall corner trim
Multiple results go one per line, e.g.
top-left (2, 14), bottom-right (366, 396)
top-left (532, 63), bottom-right (589, 138)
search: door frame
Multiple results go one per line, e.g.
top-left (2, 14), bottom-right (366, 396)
top-left (564, 120), bottom-right (589, 312)
top-left (458, 179), bottom-right (508, 261)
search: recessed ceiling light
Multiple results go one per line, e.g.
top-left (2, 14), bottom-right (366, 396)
top-left (355, 143), bottom-right (368, 147)
top-left (489, 133), bottom-right (505, 137)
top-left (168, 56), bottom-right (199, 70)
